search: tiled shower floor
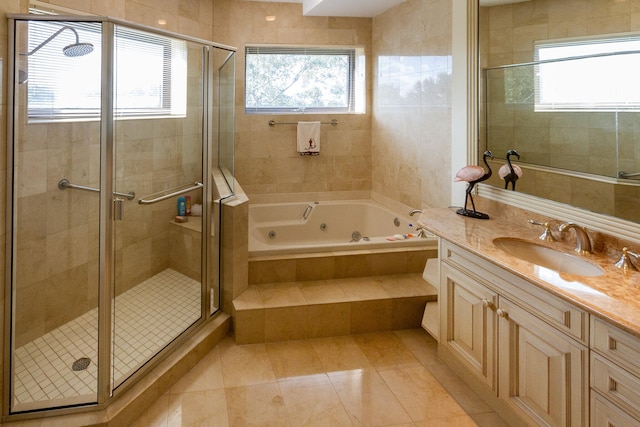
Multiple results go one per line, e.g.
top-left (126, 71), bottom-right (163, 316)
top-left (13, 269), bottom-right (201, 409)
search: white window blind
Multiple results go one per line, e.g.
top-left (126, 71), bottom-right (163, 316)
top-left (25, 20), bottom-right (187, 120)
top-left (245, 45), bottom-right (365, 113)
top-left (534, 34), bottom-right (640, 111)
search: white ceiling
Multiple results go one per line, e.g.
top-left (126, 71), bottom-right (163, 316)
top-left (246, 0), bottom-right (407, 17)
top-left (246, 0), bottom-right (530, 18)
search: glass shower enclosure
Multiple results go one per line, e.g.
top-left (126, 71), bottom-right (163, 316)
top-left (5, 15), bottom-right (235, 415)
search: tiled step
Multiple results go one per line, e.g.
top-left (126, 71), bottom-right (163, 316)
top-left (232, 273), bottom-right (437, 344)
top-left (249, 248), bottom-right (436, 285)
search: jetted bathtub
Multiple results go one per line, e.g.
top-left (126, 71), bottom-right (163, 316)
top-left (248, 199), bottom-right (436, 257)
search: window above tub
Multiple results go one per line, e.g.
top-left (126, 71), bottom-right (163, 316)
top-left (244, 44), bottom-right (366, 114)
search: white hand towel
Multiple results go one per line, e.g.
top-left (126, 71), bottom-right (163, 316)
top-left (297, 121), bottom-right (321, 156)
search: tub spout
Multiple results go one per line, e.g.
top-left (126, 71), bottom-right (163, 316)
top-left (409, 209), bottom-right (422, 217)
top-left (303, 204), bottom-right (313, 220)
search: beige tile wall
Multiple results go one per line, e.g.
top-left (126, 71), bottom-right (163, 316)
top-left (371, 0), bottom-right (453, 209)
top-left (212, 0), bottom-right (373, 198)
top-left (481, 0), bottom-right (640, 219)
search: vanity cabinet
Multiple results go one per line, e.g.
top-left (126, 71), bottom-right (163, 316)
top-left (439, 239), bottom-right (588, 427)
top-left (590, 317), bottom-right (640, 425)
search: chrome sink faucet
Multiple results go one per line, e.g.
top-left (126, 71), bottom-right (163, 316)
top-left (559, 222), bottom-right (592, 255)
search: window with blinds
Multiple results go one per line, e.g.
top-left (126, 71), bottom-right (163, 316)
top-left (25, 21), bottom-right (187, 121)
top-left (534, 34), bottom-right (640, 111)
top-left (245, 45), bottom-right (365, 114)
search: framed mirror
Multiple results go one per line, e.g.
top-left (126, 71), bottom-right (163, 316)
top-left (478, 0), bottom-right (640, 224)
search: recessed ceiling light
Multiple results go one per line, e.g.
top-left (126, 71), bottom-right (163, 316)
top-left (265, 15), bottom-right (276, 21)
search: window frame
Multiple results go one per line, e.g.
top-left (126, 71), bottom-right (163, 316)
top-left (244, 44), bottom-right (365, 114)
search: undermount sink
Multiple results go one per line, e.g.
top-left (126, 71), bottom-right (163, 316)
top-left (493, 237), bottom-right (604, 277)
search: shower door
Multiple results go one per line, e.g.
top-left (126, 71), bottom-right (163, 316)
top-left (111, 25), bottom-right (206, 388)
top-left (8, 19), bottom-right (104, 412)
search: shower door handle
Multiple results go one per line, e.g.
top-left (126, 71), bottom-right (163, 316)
top-left (114, 198), bottom-right (125, 221)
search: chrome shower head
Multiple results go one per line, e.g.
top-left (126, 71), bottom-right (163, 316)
top-left (63, 42), bottom-right (94, 57)
top-left (23, 25), bottom-right (93, 57)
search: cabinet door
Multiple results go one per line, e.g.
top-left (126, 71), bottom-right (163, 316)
top-left (441, 264), bottom-right (497, 390)
top-left (498, 298), bottom-right (588, 427)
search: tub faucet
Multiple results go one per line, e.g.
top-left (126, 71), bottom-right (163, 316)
top-left (409, 209), bottom-right (422, 217)
top-left (303, 204), bottom-right (313, 220)
top-left (558, 222), bottom-right (592, 255)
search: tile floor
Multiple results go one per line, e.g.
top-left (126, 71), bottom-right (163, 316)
top-left (13, 269), bottom-right (200, 411)
top-left (132, 329), bottom-right (509, 426)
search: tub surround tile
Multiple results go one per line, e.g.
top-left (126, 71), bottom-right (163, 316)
top-left (232, 274), bottom-right (437, 344)
top-left (307, 303), bottom-right (352, 338)
top-left (249, 248), bottom-right (434, 285)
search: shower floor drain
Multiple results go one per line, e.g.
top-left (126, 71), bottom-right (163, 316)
top-left (72, 357), bottom-right (91, 371)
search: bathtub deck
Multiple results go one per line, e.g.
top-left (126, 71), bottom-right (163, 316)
top-left (232, 273), bottom-right (437, 344)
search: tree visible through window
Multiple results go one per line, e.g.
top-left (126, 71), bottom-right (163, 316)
top-left (245, 45), bottom-right (365, 113)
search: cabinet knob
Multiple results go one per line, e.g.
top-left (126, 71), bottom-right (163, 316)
top-left (481, 299), bottom-right (496, 311)
top-left (496, 308), bottom-right (509, 318)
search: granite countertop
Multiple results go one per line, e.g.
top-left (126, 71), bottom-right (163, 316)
top-left (418, 207), bottom-right (640, 338)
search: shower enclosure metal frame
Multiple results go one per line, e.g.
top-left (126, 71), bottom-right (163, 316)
top-left (5, 14), bottom-right (236, 419)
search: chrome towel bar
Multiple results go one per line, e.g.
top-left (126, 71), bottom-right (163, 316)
top-left (58, 178), bottom-right (135, 201)
top-left (138, 182), bottom-right (203, 205)
top-left (268, 119), bottom-right (338, 127)
top-left (619, 171), bottom-right (640, 179)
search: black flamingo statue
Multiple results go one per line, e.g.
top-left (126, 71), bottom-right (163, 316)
top-left (454, 150), bottom-right (493, 219)
top-left (498, 149), bottom-right (522, 191)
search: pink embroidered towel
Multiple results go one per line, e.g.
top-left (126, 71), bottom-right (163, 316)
top-left (297, 121), bottom-right (320, 156)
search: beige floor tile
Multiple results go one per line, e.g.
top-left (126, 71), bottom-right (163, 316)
top-left (130, 394), bottom-right (169, 427)
top-left (219, 339), bottom-right (276, 388)
top-left (169, 347), bottom-right (224, 394)
top-left (425, 363), bottom-right (493, 415)
top-left (310, 335), bottom-right (373, 374)
top-left (278, 374), bottom-right (353, 426)
top-left (470, 411), bottom-right (510, 427)
top-left (415, 414), bottom-right (479, 426)
top-left (380, 365), bottom-right (468, 422)
top-left (393, 329), bottom-right (441, 367)
top-left (167, 389), bottom-right (229, 427)
top-left (132, 330), bottom-right (506, 427)
top-left (225, 383), bottom-right (291, 427)
top-left (330, 369), bottom-right (413, 426)
top-left (265, 340), bottom-right (326, 379)
top-left (353, 332), bottom-right (421, 370)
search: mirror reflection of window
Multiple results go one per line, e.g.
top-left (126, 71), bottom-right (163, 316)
top-left (534, 35), bottom-right (640, 111)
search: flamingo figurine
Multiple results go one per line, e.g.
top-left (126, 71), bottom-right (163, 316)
top-left (454, 150), bottom-right (494, 219)
top-left (498, 149), bottom-right (522, 191)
